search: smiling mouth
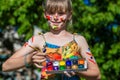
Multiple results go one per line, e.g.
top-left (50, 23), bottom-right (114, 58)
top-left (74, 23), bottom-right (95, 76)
top-left (51, 22), bottom-right (61, 26)
top-left (51, 21), bottom-right (61, 24)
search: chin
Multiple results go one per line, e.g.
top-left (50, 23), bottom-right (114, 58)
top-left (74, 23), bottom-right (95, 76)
top-left (52, 28), bottom-right (60, 30)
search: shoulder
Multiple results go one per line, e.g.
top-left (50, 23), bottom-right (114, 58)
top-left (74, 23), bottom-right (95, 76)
top-left (28, 34), bottom-right (42, 42)
top-left (74, 34), bottom-right (89, 47)
top-left (74, 34), bottom-right (87, 42)
top-left (28, 33), bottom-right (46, 47)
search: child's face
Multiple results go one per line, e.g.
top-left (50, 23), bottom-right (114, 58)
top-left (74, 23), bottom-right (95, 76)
top-left (45, 12), bottom-right (69, 30)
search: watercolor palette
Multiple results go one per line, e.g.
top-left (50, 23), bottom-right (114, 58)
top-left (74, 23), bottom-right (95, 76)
top-left (45, 58), bottom-right (87, 73)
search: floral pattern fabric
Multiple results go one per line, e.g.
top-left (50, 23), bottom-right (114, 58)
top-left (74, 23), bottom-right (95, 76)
top-left (41, 34), bottom-right (82, 80)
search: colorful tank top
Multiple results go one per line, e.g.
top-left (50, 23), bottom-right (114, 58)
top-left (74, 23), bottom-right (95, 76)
top-left (41, 34), bottom-right (82, 80)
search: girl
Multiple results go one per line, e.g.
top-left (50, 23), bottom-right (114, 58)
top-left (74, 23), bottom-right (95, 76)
top-left (2, 0), bottom-right (100, 80)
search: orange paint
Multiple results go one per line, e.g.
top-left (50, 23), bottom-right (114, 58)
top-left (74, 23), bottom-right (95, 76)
top-left (78, 59), bottom-right (84, 64)
top-left (53, 53), bottom-right (62, 60)
top-left (42, 61), bottom-right (46, 66)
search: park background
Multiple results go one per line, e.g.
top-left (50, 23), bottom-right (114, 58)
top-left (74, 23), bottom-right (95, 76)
top-left (0, 0), bottom-right (120, 80)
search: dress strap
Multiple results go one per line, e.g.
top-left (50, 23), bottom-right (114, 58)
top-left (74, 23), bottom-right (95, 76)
top-left (39, 32), bottom-right (47, 53)
top-left (39, 32), bottom-right (46, 43)
top-left (73, 33), bottom-right (77, 41)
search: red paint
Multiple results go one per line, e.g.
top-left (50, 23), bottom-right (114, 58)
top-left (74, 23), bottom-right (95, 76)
top-left (60, 18), bottom-right (65, 22)
top-left (46, 15), bottom-right (50, 20)
top-left (53, 53), bottom-right (62, 60)
top-left (47, 66), bottom-right (53, 71)
top-left (86, 51), bottom-right (92, 56)
top-left (24, 42), bottom-right (28, 47)
top-left (89, 59), bottom-right (96, 64)
top-left (31, 36), bottom-right (34, 42)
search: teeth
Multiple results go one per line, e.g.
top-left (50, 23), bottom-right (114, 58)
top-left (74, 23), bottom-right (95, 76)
top-left (52, 26), bottom-right (58, 29)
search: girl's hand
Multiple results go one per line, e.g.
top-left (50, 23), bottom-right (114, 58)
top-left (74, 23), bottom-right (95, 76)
top-left (64, 71), bottom-right (76, 77)
top-left (32, 51), bottom-right (46, 68)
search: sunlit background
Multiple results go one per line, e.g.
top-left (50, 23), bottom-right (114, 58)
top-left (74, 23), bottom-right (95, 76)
top-left (0, 0), bottom-right (120, 80)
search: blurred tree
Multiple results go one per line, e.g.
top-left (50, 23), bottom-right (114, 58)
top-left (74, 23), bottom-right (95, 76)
top-left (72, 0), bottom-right (120, 80)
top-left (0, 0), bottom-right (120, 80)
top-left (0, 0), bottom-right (46, 40)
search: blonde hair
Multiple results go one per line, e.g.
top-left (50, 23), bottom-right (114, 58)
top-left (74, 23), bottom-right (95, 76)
top-left (43, 0), bottom-right (72, 14)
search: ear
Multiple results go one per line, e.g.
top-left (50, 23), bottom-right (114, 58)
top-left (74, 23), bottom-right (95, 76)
top-left (67, 11), bottom-right (72, 21)
top-left (44, 12), bottom-right (46, 19)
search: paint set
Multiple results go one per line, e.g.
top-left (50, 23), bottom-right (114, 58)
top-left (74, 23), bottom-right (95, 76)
top-left (45, 58), bottom-right (87, 73)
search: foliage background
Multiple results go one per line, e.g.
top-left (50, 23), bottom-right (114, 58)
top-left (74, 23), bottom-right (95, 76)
top-left (0, 0), bottom-right (120, 80)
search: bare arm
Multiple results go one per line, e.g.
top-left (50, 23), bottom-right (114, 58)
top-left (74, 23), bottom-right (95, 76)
top-left (2, 36), bottom-right (40, 72)
top-left (2, 45), bottom-right (34, 72)
top-left (76, 35), bottom-right (101, 80)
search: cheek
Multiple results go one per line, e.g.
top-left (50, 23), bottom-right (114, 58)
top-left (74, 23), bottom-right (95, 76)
top-left (46, 15), bottom-right (56, 22)
top-left (60, 15), bottom-right (67, 22)
top-left (45, 14), bottom-right (67, 25)
top-left (46, 15), bottom-right (52, 20)
top-left (60, 17), bottom-right (64, 21)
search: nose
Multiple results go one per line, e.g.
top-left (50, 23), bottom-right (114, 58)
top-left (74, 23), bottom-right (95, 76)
top-left (53, 13), bottom-right (58, 21)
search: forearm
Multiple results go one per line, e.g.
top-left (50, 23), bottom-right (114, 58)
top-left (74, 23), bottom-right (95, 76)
top-left (2, 53), bottom-right (33, 72)
top-left (2, 57), bottom-right (25, 72)
top-left (78, 69), bottom-right (101, 80)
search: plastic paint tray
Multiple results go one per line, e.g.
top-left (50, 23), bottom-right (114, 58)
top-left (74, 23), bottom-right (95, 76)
top-left (45, 58), bottom-right (87, 73)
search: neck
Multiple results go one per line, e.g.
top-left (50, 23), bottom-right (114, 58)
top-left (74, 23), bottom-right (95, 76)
top-left (50, 26), bottom-right (67, 35)
top-left (49, 30), bottom-right (68, 36)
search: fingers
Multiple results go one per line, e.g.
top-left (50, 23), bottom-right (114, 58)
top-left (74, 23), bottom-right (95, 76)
top-left (32, 51), bottom-right (46, 56)
top-left (34, 63), bottom-right (43, 68)
top-left (33, 59), bottom-right (46, 69)
top-left (64, 71), bottom-right (71, 77)
top-left (71, 71), bottom-right (75, 75)
top-left (32, 55), bottom-right (45, 60)
top-left (64, 71), bottom-right (76, 77)
top-left (32, 58), bottom-right (46, 64)
top-left (32, 51), bottom-right (46, 60)
top-left (31, 51), bottom-right (46, 68)
top-left (32, 51), bottom-right (38, 54)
